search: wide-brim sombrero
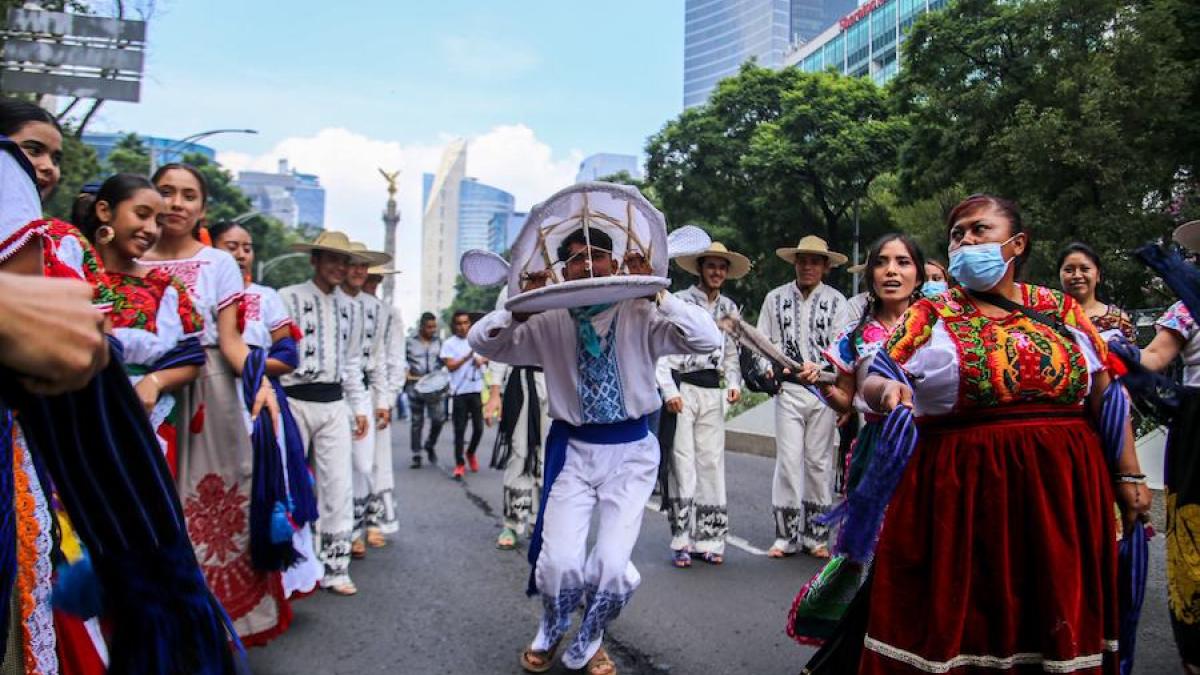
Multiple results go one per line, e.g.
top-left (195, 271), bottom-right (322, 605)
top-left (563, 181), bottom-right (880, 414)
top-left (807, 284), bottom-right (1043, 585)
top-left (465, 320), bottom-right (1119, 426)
top-left (775, 235), bottom-right (848, 267)
top-left (289, 231), bottom-right (375, 264)
top-left (675, 241), bottom-right (751, 279)
top-left (1173, 220), bottom-right (1200, 253)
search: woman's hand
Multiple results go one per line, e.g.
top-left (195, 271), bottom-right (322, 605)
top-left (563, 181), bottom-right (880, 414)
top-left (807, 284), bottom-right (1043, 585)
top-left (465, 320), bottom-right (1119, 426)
top-left (133, 375), bottom-right (161, 414)
top-left (879, 381), bottom-right (913, 412)
top-left (1115, 482), bottom-right (1153, 533)
top-left (251, 377), bottom-right (278, 425)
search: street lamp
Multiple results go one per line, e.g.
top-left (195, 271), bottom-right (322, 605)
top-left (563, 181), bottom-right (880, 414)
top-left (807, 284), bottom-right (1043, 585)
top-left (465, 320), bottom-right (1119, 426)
top-left (150, 128), bottom-right (259, 171)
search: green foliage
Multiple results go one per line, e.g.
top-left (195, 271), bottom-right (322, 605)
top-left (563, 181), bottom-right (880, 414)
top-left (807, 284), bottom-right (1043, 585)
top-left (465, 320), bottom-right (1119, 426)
top-left (644, 65), bottom-right (906, 316)
top-left (893, 0), bottom-right (1200, 308)
top-left (442, 274), bottom-right (502, 326)
top-left (104, 132), bottom-right (150, 175)
top-left (43, 127), bottom-right (100, 222)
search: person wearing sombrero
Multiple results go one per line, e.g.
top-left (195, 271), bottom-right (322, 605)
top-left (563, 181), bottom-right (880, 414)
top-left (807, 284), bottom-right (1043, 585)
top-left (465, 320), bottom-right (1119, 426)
top-left (360, 263), bottom-right (406, 541)
top-left (655, 240), bottom-right (749, 567)
top-left (339, 242), bottom-right (394, 559)
top-left (278, 231), bottom-right (374, 595)
top-left (756, 235), bottom-right (849, 559)
top-left (1137, 219), bottom-right (1200, 673)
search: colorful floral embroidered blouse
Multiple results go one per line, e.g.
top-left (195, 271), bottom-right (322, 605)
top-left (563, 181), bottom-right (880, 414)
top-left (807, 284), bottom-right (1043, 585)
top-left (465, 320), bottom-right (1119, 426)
top-left (104, 268), bottom-right (204, 367)
top-left (40, 219), bottom-right (119, 311)
top-left (1156, 301), bottom-right (1200, 387)
top-left (824, 318), bottom-right (897, 414)
top-left (1088, 304), bottom-right (1135, 342)
top-left (884, 284), bottom-right (1108, 417)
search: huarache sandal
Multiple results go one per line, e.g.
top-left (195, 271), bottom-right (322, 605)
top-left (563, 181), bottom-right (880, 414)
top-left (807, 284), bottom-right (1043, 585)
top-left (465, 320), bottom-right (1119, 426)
top-left (325, 581), bottom-right (357, 596)
top-left (767, 547), bottom-right (796, 559)
top-left (587, 646), bottom-right (617, 675)
top-left (807, 545), bottom-right (831, 559)
top-left (699, 551), bottom-right (724, 565)
top-left (497, 528), bottom-right (518, 550)
top-left (520, 640), bottom-right (560, 673)
top-left (672, 548), bottom-right (691, 568)
top-left (366, 529), bottom-right (387, 548)
top-left (351, 538), bottom-right (367, 559)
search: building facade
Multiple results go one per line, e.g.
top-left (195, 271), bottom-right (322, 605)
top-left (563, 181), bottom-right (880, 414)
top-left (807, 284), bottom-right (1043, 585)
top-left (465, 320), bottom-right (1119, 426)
top-left (458, 177), bottom-right (515, 257)
top-left (421, 140), bottom-right (467, 314)
top-left (683, 0), bottom-right (856, 108)
top-left (785, 0), bottom-right (948, 84)
top-left (488, 211), bottom-right (527, 254)
top-left (82, 132), bottom-right (215, 167)
top-left (575, 153), bottom-right (643, 183)
top-left (236, 159), bottom-right (326, 229)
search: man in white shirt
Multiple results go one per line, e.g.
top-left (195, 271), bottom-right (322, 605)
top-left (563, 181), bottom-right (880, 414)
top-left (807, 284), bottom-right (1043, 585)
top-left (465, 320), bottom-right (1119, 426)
top-left (441, 310), bottom-right (488, 480)
top-left (655, 241), bottom-right (748, 567)
top-left (470, 217), bottom-right (722, 674)
top-left (341, 242), bottom-right (390, 558)
top-left (279, 231), bottom-right (371, 596)
top-left (757, 235), bottom-right (849, 559)
top-left (360, 265), bottom-right (406, 542)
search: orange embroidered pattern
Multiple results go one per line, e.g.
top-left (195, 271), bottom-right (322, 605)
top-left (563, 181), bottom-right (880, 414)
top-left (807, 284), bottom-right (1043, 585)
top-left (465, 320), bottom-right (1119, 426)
top-left (12, 432), bottom-right (44, 675)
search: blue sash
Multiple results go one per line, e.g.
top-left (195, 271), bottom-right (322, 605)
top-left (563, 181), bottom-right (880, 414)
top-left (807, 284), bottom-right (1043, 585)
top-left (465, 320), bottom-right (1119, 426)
top-left (243, 348), bottom-right (299, 571)
top-left (268, 337), bottom-right (317, 526)
top-left (525, 416), bottom-right (649, 596)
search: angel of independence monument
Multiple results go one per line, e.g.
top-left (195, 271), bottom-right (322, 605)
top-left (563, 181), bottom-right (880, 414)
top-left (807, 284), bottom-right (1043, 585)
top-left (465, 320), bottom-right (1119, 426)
top-left (379, 168), bottom-right (401, 304)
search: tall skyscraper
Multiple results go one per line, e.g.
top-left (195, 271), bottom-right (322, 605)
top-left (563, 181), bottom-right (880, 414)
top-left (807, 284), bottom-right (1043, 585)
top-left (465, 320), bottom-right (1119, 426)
top-left (683, 0), bottom-right (860, 108)
top-left (420, 139), bottom-right (467, 314)
top-left (420, 141), bottom-right (517, 312)
top-left (236, 159), bottom-right (326, 229)
top-left (575, 153), bottom-right (643, 183)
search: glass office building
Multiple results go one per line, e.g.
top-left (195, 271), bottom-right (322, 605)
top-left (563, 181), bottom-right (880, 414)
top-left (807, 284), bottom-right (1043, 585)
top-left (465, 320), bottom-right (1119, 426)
top-left (786, 0), bottom-right (948, 85)
top-left (237, 159), bottom-right (327, 229)
top-left (424, 175), bottom-right (515, 262)
top-left (82, 132), bottom-right (215, 167)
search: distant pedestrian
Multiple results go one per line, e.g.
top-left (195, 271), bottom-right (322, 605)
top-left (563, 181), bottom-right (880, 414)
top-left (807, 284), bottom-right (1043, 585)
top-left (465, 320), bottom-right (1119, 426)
top-left (405, 312), bottom-right (447, 467)
top-left (442, 310), bottom-right (487, 480)
top-left (1057, 241), bottom-right (1135, 341)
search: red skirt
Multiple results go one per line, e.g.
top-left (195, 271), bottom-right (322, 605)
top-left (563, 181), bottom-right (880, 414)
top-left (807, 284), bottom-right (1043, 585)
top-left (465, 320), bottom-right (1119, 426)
top-left (860, 406), bottom-right (1118, 674)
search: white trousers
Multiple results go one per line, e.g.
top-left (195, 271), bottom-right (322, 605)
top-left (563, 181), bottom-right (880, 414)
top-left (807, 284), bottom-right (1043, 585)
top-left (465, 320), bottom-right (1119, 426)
top-left (503, 372), bottom-right (548, 535)
top-left (771, 383), bottom-right (838, 552)
top-left (289, 398), bottom-right (355, 586)
top-left (350, 408), bottom-right (376, 541)
top-left (531, 432), bottom-right (658, 669)
top-left (667, 383), bottom-right (728, 555)
top-left (369, 420), bottom-right (398, 534)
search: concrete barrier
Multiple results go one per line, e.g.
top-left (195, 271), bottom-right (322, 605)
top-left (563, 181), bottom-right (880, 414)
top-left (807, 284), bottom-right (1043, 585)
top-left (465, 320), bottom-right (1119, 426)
top-left (725, 400), bottom-right (776, 458)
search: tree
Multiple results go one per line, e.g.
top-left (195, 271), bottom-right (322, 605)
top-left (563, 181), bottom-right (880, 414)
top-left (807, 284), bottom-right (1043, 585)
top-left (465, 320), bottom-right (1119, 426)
top-left (104, 132), bottom-right (150, 175)
top-left (43, 125), bottom-right (101, 222)
top-left (893, 0), bottom-right (1200, 307)
top-left (442, 274), bottom-right (502, 326)
top-left (644, 65), bottom-right (906, 312)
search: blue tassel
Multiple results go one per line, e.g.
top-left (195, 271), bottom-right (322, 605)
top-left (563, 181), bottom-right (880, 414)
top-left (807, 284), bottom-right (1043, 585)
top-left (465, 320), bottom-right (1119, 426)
top-left (270, 501), bottom-right (294, 544)
top-left (52, 553), bottom-right (103, 619)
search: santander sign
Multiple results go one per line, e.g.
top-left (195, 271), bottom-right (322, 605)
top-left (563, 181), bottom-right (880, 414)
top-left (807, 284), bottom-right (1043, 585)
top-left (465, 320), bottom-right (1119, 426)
top-left (839, 0), bottom-right (887, 30)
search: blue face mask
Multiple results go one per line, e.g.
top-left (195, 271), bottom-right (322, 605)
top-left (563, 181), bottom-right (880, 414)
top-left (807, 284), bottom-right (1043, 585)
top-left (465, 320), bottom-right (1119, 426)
top-left (921, 280), bottom-right (948, 297)
top-left (949, 236), bottom-right (1017, 291)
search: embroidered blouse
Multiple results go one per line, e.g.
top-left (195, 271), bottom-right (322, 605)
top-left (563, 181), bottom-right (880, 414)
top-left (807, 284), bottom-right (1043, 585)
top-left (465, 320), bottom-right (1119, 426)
top-left (1088, 304), bottom-right (1135, 342)
top-left (882, 284), bottom-right (1108, 417)
top-left (141, 247), bottom-right (243, 347)
top-left (824, 318), bottom-right (897, 414)
top-left (39, 219), bottom-right (119, 311)
top-left (104, 268), bottom-right (204, 367)
top-left (1156, 301), bottom-right (1200, 387)
top-left (239, 283), bottom-right (297, 349)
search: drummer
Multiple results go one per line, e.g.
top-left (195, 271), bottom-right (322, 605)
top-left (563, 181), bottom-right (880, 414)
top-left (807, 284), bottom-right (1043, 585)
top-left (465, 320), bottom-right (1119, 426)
top-left (405, 312), bottom-right (448, 468)
top-left (469, 197), bottom-right (723, 675)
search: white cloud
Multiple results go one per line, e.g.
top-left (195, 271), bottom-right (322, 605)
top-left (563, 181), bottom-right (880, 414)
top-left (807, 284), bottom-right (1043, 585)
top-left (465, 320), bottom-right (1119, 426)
top-left (439, 35), bottom-right (540, 79)
top-left (217, 124), bottom-right (582, 327)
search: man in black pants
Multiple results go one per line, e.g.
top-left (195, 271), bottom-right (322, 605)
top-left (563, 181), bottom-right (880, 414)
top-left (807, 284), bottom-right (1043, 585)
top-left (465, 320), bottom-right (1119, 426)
top-left (440, 310), bottom-right (487, 479)
top-left (405, 312), bottom-right (446, 468)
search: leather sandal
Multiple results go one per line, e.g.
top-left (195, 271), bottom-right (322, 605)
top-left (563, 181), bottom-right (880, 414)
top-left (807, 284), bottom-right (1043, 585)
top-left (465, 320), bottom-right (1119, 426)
top-left (325, 581), bottom-right (357, 596)
top-left (519, 640), bottom-right (560, 673)
top-left (699, 551), bottom-right (724, 565)
top-left (767, 547), bottom-right (795, 559)
top-left (671, 548), bottom-right (691, 568)
top-left (351, 538), bottom-right (367, 559)
top-left (587, 647), bottom-right (617, 675)
top-left (806, 545), bottom-right (831, 559)
top-left (366, 529), bottom-right (387, 548)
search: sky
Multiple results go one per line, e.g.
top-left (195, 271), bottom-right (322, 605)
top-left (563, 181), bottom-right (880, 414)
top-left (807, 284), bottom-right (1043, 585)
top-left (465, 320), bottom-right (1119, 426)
top-left (85, 0), bottom-right (685, 323)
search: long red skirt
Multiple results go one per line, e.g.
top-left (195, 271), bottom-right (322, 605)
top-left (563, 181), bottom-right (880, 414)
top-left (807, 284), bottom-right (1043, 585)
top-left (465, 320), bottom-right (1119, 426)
top-left (860, 406), bottom-right (1118, 674)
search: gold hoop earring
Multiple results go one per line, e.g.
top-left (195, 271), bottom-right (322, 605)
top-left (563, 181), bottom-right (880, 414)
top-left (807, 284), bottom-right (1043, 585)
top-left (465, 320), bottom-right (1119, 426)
top-left (96, 226), bottom-right (115, 245)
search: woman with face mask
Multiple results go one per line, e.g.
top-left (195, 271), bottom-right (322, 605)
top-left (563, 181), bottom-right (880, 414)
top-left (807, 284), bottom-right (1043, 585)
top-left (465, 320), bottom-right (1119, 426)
top-left (921, 259), bottom-right (950, 298)
top-left (1058, 242), bottom-right (1135, 342)
top-left (807, 194), bottom-right (1151, 674)
top-left (142, 164), bottom-right (291, 647)
top-left (788, 233), bottom-right (926, 647)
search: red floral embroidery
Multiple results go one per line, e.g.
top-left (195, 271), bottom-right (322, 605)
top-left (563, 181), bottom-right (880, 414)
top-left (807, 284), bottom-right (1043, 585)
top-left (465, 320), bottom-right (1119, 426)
top-left (147, 259), bottom-right (204, 296)
top-left (184, 473), bottom-right (248, 565)
top-left (103, 268), bottom-right (203, 334)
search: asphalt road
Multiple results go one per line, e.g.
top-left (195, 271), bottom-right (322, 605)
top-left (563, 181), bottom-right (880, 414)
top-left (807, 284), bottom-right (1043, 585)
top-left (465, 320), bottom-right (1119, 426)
top-left (247, 420), bottom-right (1182, 674)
